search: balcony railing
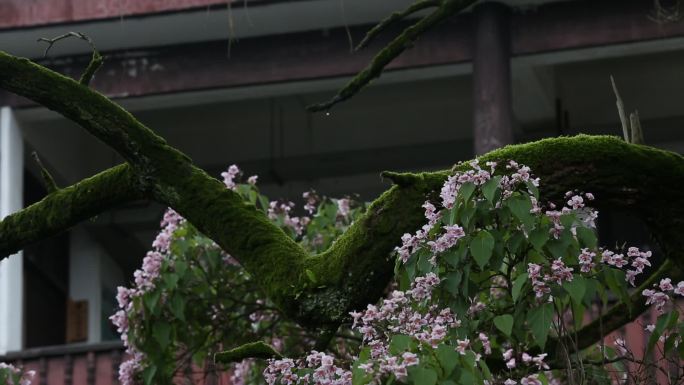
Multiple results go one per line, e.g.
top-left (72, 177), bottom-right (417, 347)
top-left (0, 341), bottom-right (124, 385)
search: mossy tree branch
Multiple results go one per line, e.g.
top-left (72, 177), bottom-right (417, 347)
top-left (307, 0), bottom-right (477, 112)
top-left (0, 50), bottom-right (444, 328)
top-left (0, 164), bottom-right (144, 258)
top-left (1, 49), bottom-right (683, 354)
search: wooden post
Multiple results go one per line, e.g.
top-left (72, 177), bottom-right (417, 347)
top-left (472, 2), bottom-right (514, 155)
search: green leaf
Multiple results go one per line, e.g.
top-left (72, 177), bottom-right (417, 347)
top-left (470, 230), bottom-right (495, 270)
top-left (507, 194), bottom-right (534, 229)
top-left (445, 271), bottom-right (463, 297)
top-left (418, 253), bottom-right (433, 275)
top-left (493, 314), bottom-right (514, 337)
top-left (459, 204), bottom-right (477, 229)
top-left (443, 245), bottom-right (467, 268)
top-left (144, 290), bottom-right (161, 314)
top-left (170, 295), bottom-right (185, 322)
top-left (479, 359), bottom-right (492, 380)
top-left (571, 297), bottom-right (586, 330)
top-left (525, 180), bottom-right (539, 199)
top-left (305, 269), bottom-right (318, 284)
top-left (163, 273), bottom-right (179, 290)
top-left (353, 348), bottom-right (371, 385)
top-left (563, 276), bottom-right (587, 305)
top-left (174, 260), bottom-right (187, 277)
top-left (546, 236), bottom-right (572, 259)
top-left (389, 334), bottom-right (413, 355)
top-left (481, 176), bottom-right (502, 203)
top-left (461, 264), bottom-right (471, 298)
top-left (507, 232), bottom-right (526, 255)
top-left (576, 226), bottom-right (597, 249)
top-left (527, 303), bottom-right (554, 349)
top-left (153, 322), bottom-right (171, 349)
top-left (143, 365), bottom-right (157, 385)
top-left (648, 310), bottom-right (679, 353)
top-left (408, 367), bottom-right (437, 385)
top-left (458, 182), bottom-right (476, 204)
top-left (529, 227), bottom-right (548, 252)
top-left (436, 344), bottom-right (459, 376)
top-left (512, 273), bottom-right (528, 302)
top-left (603, 268), bottom-right (631, 313)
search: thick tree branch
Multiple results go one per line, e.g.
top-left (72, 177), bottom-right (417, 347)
top-left (2, 49), bottom-right (684, 347)
top-left (0, 164), bottom-right (144, 259)
top-left (307, 0), bottom-right (477, 112)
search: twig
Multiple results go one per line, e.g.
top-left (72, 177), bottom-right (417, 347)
top-left (307, 0), bottom-right (477, 112)
top-left (37, 32), bottom-right (103, 86)
top-left (355, 0), bottom-right (441, 51)
top-left (610, 75), bottom-right (631, 142)
top-left (31, 151), bottom-right (59, 194)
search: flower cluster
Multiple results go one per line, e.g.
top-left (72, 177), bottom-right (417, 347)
top-left (0, 363), bottom-right (35, 385)
top-left (110, 207), bottom-right (185, 385)
top-left (264, 352), bottom-right (352, 385)
top-left (221, 164), bottom-right (257, 190)
top-left (642, 278), bottom-right (684, 315)
top-left (268, 200), bottom-right (311, 236)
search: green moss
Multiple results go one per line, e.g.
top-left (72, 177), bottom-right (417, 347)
top-left (214, 341), bottom-right (282, 364)
top-left (0, 164), bottom-right (143, 258)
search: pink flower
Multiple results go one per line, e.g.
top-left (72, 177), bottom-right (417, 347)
top-left (675, 281), bottom-right (684, 296)
top-left (631, 257), bottom-right (651, 273)
top-left (625, 270), bottom-right (637, 287)
top-left (505, 358), bottom-right (516, 369)
top-left (566, 195), bottom-right (584, 209)
top-left (455, 338), bottom-right (470, 355)
top-left (659, 278), bottom-right (674, 291)
top-left (402, 352), bottom-right (419, 366)
top-left (221, 164), bottom-right (241, 190)
top-left (614, 338), bottom-right (628, 356)
top-left (427, 225), bottom-right (465, 253)
top-left (521, 375), bottom-right (542, 385)
top-left (337, 198), bottom-right (351, 218)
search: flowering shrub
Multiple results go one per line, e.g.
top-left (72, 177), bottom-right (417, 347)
top-left (110, 165), bottom-right (365, 385)
top-left (261, 160), bottom-right (684, 385)
top-left (110, 160), bottom-right (684, 385)
top-left (0, 363), bottom-right (34, 385)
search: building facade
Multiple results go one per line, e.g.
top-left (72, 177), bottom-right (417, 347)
top-left (1, 0), bottom-right (684, 383)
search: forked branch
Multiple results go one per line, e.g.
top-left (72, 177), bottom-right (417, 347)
top-left (38, 31), bottom-right (103, 86)
top-left (355, 0), bottom-right (441, 51)
top-left (307, 0), bottom-right (477, 112)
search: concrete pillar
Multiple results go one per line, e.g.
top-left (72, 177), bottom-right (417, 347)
top-left (0, 106), bottom-right (25, 354)
top-left (472, 2), bottom-right (514, 155)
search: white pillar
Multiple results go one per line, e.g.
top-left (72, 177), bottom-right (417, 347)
top-left (69, 228), bottom-right (103, 344)
top-left (0, 106), bottom-right (24, 354)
